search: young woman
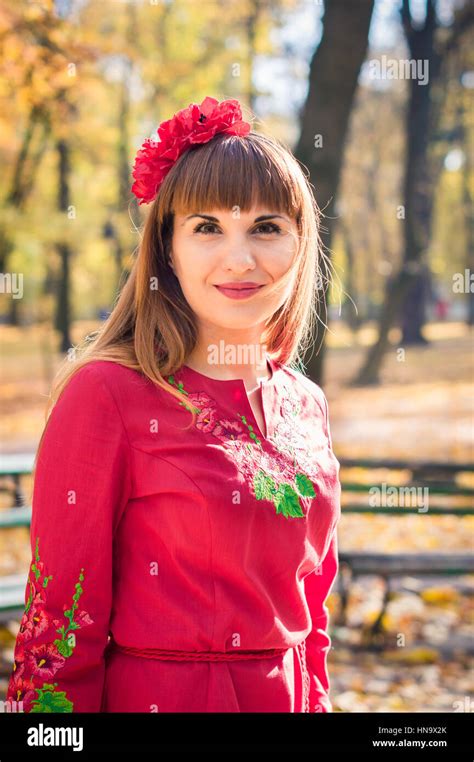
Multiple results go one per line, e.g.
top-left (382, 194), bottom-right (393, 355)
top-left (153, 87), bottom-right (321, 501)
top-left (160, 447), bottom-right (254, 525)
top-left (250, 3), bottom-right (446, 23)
top-left (6, 96), bottom-right (341, 713)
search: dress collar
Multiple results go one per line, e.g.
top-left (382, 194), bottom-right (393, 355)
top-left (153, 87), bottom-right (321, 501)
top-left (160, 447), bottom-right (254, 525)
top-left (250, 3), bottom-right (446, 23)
top-left (177, 354), bottom-right (285, 390)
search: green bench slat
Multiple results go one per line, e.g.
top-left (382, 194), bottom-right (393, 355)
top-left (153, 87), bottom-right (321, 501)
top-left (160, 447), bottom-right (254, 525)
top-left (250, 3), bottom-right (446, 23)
top-left (341, 504), bottom-right (474, 515)
top-left (0, 574), bottom-right (27, 618)
top-left (339, 552), bottom-right (474, 575)
top-left (0, 454), bottom-right (36, 476)
top-left (339, 459), bottom-right (473, 473)
top-left (341, 482), bottom-right (474, 497)
top-left (0, 507), bottom-right (32, 527)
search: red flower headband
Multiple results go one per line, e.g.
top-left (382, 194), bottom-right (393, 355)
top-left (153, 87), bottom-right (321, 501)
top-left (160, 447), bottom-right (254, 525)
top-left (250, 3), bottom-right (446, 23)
top-left (131, 96), bottom-right (251, 205)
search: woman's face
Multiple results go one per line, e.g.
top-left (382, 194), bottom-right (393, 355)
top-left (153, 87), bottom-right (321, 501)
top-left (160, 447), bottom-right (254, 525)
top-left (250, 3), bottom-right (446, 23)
top-left (169, 206), bottom-right (299, 332)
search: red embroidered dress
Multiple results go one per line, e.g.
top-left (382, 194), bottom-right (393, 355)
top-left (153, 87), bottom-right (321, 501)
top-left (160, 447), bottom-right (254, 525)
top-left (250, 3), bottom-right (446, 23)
top-left (5, 356), bottom-right (341, 713)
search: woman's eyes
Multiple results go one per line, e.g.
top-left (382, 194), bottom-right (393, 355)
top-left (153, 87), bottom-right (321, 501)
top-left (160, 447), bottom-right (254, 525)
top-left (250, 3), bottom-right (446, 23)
top-left (192, 222), bottom-right (282, 236)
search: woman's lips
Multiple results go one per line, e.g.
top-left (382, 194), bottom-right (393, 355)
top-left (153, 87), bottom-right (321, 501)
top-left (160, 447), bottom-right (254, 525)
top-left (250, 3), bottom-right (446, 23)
top-left (214, 285), bottom-right (264, 300)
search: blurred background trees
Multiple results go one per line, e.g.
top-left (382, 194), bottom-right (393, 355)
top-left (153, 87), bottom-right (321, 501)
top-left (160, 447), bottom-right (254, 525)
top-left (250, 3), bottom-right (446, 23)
top-left (1, 0), bottom-right (472, 715)
top-left (0, 0), bottom-right (472, 386)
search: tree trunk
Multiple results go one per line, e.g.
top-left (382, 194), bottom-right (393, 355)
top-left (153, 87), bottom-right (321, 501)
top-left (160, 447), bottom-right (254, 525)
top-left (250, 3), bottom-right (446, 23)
top-left (399, 0), bottom-right (440, 345)
top-left (2, 105), bottom-right (51, 325)
top-left (338, 220), bottom-right (360, 332)
top-left (461, 105), bottom-right (474, 325)
top-left (55, 241), bottom-right (71, 352)
top-left (111, 0), bottom-right (138, 287)
top-left (353, 0), bottom-right (441, 384)
top-left (245, 0), bottom-right (262, 112)
top-left (294, 0), bottom-right (375, 385)
top-left (54, 135), bottom-right (73, 353)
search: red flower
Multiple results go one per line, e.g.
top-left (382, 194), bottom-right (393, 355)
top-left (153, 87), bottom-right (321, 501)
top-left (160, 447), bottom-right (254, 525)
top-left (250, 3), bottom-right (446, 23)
top-left (196, 406), bottom-right (220, 434)
top-left (187, 391), bottom-right (216, 410)
top-left (18, 603), bottom-right (53, 644)
top-left (212, 419), bottom-right (247, 441)
top-left (9, 648), bottom-right (26, 680)
top-left (131, 96), bottom-right (251, 204)
top-left (6, 674), bottom-right (37, 711)
top-left (25, 643), bottom-right (66, 682)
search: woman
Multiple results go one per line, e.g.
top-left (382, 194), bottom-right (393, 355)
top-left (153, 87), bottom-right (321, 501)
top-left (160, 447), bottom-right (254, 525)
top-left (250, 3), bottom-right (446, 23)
top-left (5, 96), bottom-right (341, 713)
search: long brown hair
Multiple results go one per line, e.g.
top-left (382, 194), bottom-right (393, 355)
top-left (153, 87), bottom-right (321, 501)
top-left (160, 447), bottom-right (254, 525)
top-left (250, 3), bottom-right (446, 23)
top-left (35, 129), bottom-right (332, 467)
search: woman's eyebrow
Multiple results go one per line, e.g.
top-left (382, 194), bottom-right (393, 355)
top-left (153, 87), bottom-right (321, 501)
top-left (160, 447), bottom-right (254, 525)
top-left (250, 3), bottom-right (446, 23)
top-left (182, 213), bottom-right (289, 225)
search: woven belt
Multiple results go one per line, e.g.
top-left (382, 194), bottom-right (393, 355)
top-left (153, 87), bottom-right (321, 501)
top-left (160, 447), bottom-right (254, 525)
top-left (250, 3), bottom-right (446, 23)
top-left (107, 639), bottom-right (291, 662)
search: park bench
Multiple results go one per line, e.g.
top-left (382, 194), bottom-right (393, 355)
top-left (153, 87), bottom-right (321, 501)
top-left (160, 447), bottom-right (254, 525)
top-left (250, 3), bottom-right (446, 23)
top-left (0, 453), bottom-right (35, 507)
top-left (0, 574), bottom-right (28, 623)
top-left (337, 457), bottom-right (474, 636)
top-left (0, 454), bottom-right (34, 622)
top-left (0, 455), bottom-right (472, 632)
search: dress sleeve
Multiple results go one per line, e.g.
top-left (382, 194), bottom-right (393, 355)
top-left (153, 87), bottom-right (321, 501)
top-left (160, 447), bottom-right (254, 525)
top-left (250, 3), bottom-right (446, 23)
top-left (5, 362), bottom-right (131, 713)
top-left (303, 527), bottom-right (339, 712)
top-left (303, 386), bottom-right (340, 712)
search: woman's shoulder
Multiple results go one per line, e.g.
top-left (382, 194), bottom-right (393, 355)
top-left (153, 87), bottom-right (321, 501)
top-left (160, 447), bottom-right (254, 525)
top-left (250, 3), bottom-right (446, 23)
top-left (57, 360), bottom-right (148, 414)
top-left (66, 359), bottom-right (146, 388)
top-left (71, 358), bottom-right (140, 378)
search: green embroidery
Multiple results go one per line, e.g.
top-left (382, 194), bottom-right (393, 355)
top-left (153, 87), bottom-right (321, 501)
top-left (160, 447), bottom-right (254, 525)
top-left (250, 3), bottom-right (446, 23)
top-left (274, 483), bottom-right (305, 518)
top-left (168, 375), bottom-right (317, 519)
top-left (26, 537), bottom-right (52, 615)
top-left (167, 375), bottom-right (200, 414)
top-left (9, 537), bottom-right (94, 713)
top-left (30, 683), bottom-right (73, 713)
top-left (239, 414), bottom-right (262, 448)
top-left (53, 568), bottom-right (86, 658)
top-left (295, 473), bottom-right (316, 498)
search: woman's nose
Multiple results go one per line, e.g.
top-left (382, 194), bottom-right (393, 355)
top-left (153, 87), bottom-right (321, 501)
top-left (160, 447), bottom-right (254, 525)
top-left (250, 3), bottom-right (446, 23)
top-left (220, 235), bottom-right (257, 269)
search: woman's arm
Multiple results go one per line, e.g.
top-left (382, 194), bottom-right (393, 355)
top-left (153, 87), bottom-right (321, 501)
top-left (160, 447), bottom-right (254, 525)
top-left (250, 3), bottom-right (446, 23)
top-left (303, 527), bottom-right (339, 712)
top-left (5, 362), bottom-right (131, 713)
top-left (303, 386), bottom-right (340, 712)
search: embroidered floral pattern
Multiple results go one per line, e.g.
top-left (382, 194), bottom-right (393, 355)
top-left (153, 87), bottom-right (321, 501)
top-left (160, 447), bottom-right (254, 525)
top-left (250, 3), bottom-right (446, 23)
top-left (6, 537), bottom-right (94, 712)
top-left (167, 374), bottom-right (317, 519)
